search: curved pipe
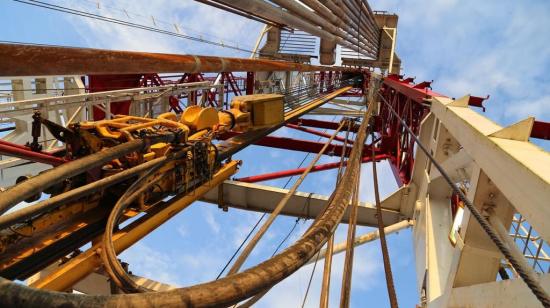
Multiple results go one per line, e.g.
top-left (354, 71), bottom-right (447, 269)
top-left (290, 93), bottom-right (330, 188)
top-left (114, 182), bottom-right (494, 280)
top-left (0, 105), bottom-right (371, 307)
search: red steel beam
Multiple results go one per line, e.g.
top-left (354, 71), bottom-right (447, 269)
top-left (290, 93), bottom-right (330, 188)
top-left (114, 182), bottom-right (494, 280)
top-left (0, 43), bottom-right (359, 76)
top-left (0, 142), bottom-right (65, 166)
top-left (218, 132), bottom-right (376, 157)
top-left (384, 75), bottom-right (488, 109)
top-left (285, 124), bottom-right (350, 143)
top-left (532, 120), bottom-right (550, 140)
top-left (288, 118), bottom-right (360, 133)
top-left (383, 75), bottom-right (445, 103)
top-left (234, 154), bottom-right (390, 183)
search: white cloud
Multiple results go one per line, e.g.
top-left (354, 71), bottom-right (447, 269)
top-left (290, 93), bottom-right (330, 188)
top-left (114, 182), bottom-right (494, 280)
top-left (507, 95), bottom-right (550, 120)
top-left (119, 242), bottom-right (181, 286)
top-left (54, 0), bottom-right (262, 55)
top-left (203, 207), bottom-right (221, 234)
top-left (177, 224), bottom-right (187, 238)
top-left (376, 0), bottom-right (550, 125)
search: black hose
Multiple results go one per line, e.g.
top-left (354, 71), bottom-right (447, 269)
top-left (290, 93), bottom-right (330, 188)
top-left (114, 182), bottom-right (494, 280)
top-left (0, 156), bottom-right (169, 230)
top-left (0, 133), bottom-right (175, 216)
top-left (100, 161), bottom-right (170, 293)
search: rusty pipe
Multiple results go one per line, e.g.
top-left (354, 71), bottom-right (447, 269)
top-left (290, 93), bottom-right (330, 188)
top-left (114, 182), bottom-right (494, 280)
top-left (341, 0), bottom-right (380, 37)
top-left (350, 0), bottom-right (381, 36)
top-left (269, 0), bottom-right (377, 56)
top-left (320, 0), bottom-right (380, 51)
top-left (333, 0), bottom-right (379, 44)
top-left (210, 0), bottom-right (373, 56)
top-left (300, 0), bottom-right (379, 48)
top-left (0, 156), bottom-right (169, 230)
top-left (0, 44), bottom-right (359, 77)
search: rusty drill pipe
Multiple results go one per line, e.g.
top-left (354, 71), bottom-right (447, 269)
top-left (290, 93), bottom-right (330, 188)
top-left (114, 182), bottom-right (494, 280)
top-left (300, 0), bottom-right (379, 49)
top-left (0, 134), bottom-right (175, 215)
top-left (333, 0), bottom-right (379, 43)
top-left (0, 44), bottom-right (358, 77)
top-left (270, 0), bottom-right (378, 56)
top-left (209, 0), bottom-right (374, 56)
top-left (347, 0), bottom-right (380, 37)
top-left (319, 0), bottom-right (380, 51)
top-left (0, 103), bottom-right (370, 308)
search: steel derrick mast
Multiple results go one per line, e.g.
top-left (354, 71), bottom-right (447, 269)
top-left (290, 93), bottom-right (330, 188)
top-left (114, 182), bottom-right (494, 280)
top-left (0, 1), bottom-right (549, 307)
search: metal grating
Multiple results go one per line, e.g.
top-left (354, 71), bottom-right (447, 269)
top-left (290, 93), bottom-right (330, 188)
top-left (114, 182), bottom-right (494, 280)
top-left (340, 46), bottom-right (373, 60)
top-left (279, 30), bottom-right (318, 56)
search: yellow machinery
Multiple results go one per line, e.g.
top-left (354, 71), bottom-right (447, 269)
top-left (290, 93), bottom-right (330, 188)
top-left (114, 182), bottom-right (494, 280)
top-left (0, 94), bottom-right (286, 271)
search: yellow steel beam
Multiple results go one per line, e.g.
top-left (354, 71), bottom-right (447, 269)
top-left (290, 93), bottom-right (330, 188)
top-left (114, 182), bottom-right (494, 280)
top-left (30, 160), bottom-right (239, 291)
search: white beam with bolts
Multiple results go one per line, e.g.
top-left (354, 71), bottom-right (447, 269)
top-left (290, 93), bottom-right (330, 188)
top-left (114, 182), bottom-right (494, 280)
top-left (430, 96), bottom-right (550, 242)
top-left (201, 180), bottom-right (402, 227)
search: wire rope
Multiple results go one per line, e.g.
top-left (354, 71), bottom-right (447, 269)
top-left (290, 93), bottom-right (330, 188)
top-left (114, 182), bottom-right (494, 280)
top-left (377, 91), bottom-right (550, 307)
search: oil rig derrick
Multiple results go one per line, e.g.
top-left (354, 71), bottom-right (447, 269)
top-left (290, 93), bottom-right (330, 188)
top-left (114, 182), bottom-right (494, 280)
top-left (0, 1), bottom-right (549, 307)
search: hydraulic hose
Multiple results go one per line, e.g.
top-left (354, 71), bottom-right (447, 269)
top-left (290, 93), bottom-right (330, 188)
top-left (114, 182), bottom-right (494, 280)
top-left (0, 133), bottom-right (176, 216)
top-left (0, 102), bottom-right (371, 307)
top-left (100, 160), bottom-right (173, 293)
top-left (0, 156), bottom-right (170, 230)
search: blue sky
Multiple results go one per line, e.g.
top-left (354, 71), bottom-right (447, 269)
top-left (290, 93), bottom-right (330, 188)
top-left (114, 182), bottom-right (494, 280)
top-left (1, 0), bottom-right (549, 307)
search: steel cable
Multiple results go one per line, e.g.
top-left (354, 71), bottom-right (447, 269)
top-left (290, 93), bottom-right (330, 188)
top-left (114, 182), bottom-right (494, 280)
top-left (377, 91), bottom-right (550, 307)
top-left (371, 130), bottom-right (399, 308)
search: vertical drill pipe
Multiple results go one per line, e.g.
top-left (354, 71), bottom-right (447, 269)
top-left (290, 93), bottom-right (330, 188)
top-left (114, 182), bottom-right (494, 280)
top-left (226, 121), bottom-right (346, 276)
top-left (372, 132), bottom-right (399, 308)
top-left (320, 235), bottom-right (335, 308)
top-left (344, 0), bottom-right (380, 37)
top-left (339, 169), bottom-right (361, 308)
top-left (270, 0), bottom-right (378, 56)
top-left (301, 0), bottom-right (379, 46)
top-left (332, 0), bottom-right (379, 44)
top-left (349, 0), bottom-right (381, 36)
top-left (209, 0), bottom-right (374, 56)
